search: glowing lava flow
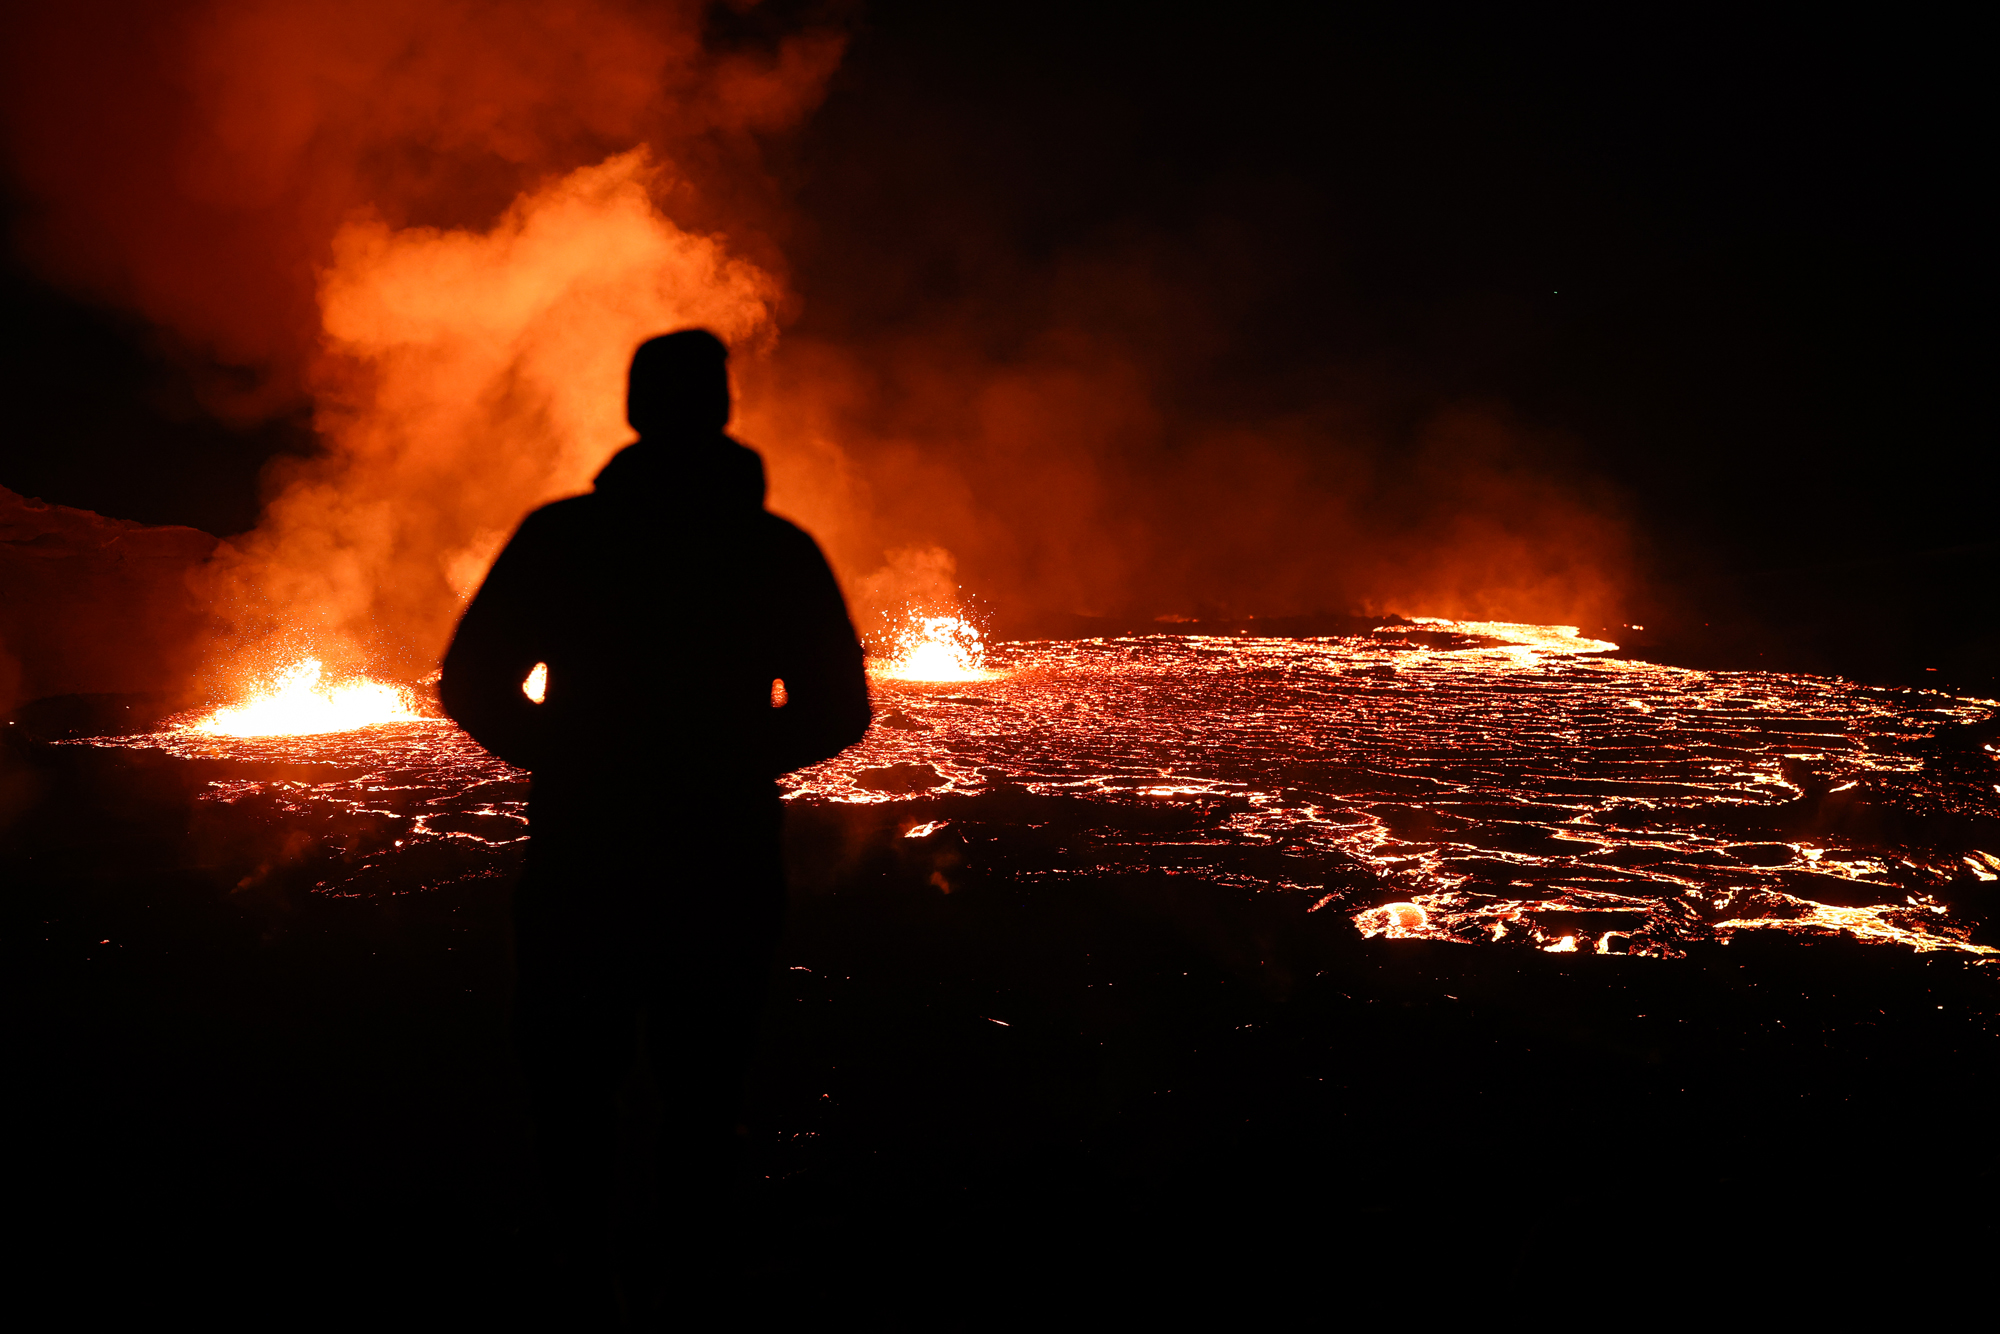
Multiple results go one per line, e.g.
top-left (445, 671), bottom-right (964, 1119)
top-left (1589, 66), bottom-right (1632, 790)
top-left (873, 615), bottom-right (999, 682)
top-left (188, 658), bottom-right (422, 737)
top-left (92, 621), bottom-right (1998, 957)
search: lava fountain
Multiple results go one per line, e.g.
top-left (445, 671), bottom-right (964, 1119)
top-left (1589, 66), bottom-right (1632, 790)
top-left (187, 657), bottom-right (423, 737)
top-left (872, 614), bottom-right (1000, 683)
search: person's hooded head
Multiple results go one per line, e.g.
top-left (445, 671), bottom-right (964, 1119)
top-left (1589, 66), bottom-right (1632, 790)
top-left (626, 329), bottom-right (730, 439)
top-left (599, 328), bottom-right (764, 508)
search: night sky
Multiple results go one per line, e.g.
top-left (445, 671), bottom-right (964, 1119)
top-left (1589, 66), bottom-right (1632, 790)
top-left (3, 3), bottom-right (1985, 652)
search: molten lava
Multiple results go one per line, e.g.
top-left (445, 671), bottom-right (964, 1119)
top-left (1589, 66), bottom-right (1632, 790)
top-left (92, 620), bottom-right (1999, 958)
top-left (188, 658), bottom-right (422, 738)
top-left (1356, 902), bottom-right (1431, 938)
top-left (873, 615), bottom-right (998, 682)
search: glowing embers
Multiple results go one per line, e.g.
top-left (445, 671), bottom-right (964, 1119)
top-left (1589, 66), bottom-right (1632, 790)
top-left (1355, 901), bottom-right (1435, 939)
top-left (1356, 889), bottom-right (1657, 953)
top-left (187, 657), bottom-right (422, 737)
top-left (1351, 883), bottom-right (1998, 957)
top-left (1707, 888), bottom-right (1997, 955)
top-left (873, 615), bottom-right (999, 682)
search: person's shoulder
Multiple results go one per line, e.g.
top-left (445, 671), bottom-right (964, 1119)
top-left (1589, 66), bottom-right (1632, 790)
top-left (484, 494), bottom-right (602, 571)
top-left (516, 493), bottom-right (600, 537)
top-left (754, 512), bottom-right (831, 560)
top-left (529, 493), bottom-right (598, 522)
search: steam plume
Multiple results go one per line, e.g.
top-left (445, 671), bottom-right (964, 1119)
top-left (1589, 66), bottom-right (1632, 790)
top-left (218, 149), bottom-right (781, 677)
top-left (4, 0), bottom-right (1635, 706)
top-left (3, 0), bottom-right (841, 684)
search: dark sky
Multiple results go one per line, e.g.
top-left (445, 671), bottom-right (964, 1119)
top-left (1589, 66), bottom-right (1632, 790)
top-left (774, 4), bottom-right (1982, 575)
top-left (3, 3), bottom-right (1982, 603)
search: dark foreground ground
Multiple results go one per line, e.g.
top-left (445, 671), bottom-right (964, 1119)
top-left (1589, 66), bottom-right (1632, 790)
top-left (10, 724), bottom-right (1999, 1322)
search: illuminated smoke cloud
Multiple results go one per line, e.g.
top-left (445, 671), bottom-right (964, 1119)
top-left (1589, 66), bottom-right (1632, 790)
top-left (214, 149), bottom-right (782, 678)
top-left (4, 1), bottom-right (1635, 708)
top-left (745, 334), bottom-right (1634, 635)
top-left (1, 0), bottom-right (842, 689)
top-left (847, 546), bottom-right (967, 649)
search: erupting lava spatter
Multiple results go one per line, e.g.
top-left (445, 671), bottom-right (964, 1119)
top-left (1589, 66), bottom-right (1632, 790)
top-left (873, 615), bottom-right (999, 682)
top-left (188, 658), bottom-right (422, 738)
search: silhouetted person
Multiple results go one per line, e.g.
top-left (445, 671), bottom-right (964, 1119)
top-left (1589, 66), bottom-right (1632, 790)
top-left (440, 330), bottom-right (871, 1317)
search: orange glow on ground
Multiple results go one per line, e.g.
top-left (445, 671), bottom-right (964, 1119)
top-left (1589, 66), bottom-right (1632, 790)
top-left (187, 658), bottom-right (422, 737)
top-left (95, 620), bottom-right (1993, 959)
top-left (872, 615), bottom-right (1000, 682)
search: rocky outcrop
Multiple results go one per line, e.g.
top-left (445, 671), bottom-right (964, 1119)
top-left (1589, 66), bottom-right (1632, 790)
top-left (1, 485), bottom-right (219, 712)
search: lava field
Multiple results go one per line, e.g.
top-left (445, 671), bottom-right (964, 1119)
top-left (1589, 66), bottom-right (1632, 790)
top-left (14, 623), bottom-right (2000, 1312)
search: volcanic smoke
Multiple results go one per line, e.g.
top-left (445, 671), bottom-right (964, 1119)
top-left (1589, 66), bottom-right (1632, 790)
top-left (4, 0), bottom-right (1643, 727)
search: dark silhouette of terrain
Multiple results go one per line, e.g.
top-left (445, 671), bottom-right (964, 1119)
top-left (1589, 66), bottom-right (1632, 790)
top-left (0, 484), bottom-right (218, 714)
top-left (9, 735), bottom-right (1998, 1321)
top-left (439, 330), bottom-right (870, 1314)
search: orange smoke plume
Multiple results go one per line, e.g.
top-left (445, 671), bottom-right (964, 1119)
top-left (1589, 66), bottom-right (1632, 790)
top-left (214, 148), bottom-right (782, 677)
top-left (5, 0), bottom-right (1638, 706)
top-left (2, 1), bottom-right (843, 690)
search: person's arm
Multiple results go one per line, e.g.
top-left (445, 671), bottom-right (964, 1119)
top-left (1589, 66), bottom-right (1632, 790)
top-left (769, 528), bottom-right (872, 776)
top-left (438, 513), bottom-right (552, 771)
